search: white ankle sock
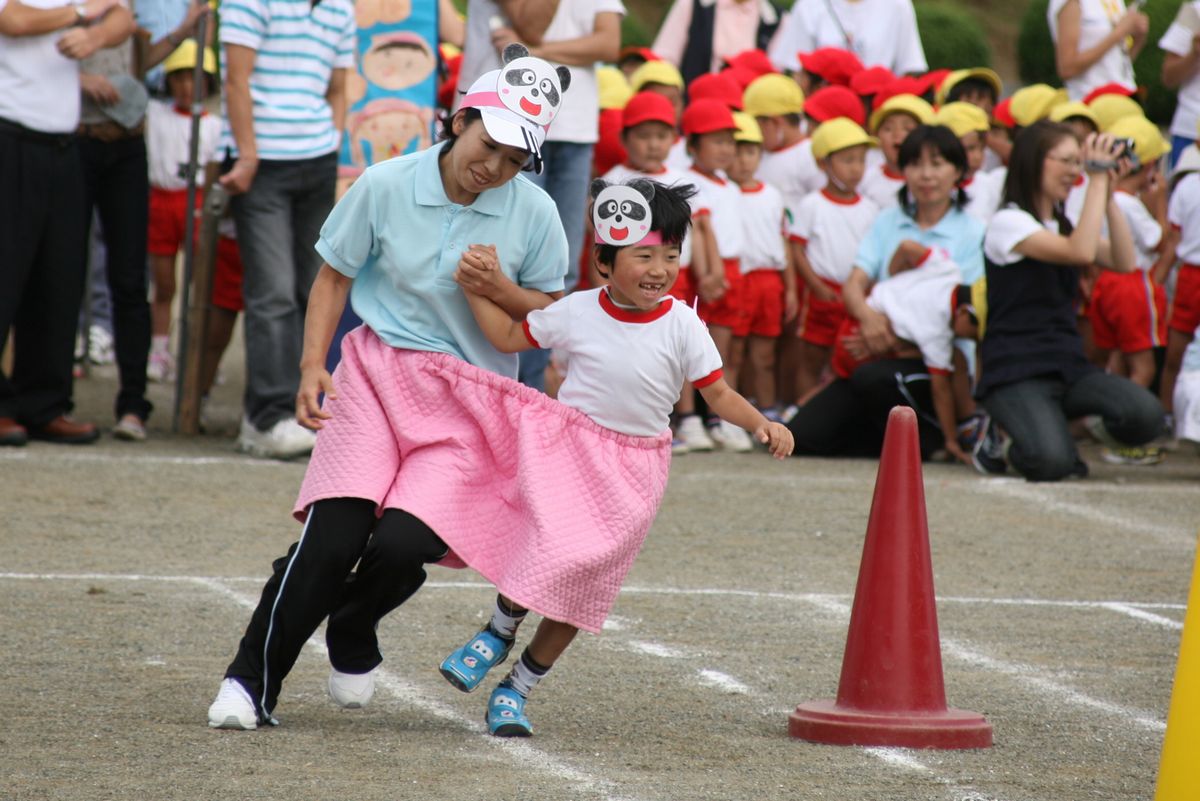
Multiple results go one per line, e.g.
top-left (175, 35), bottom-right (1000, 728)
top-left (506, 649), bottom-right (549, 697)
top-left (489, 596), bottom-right (526, 639)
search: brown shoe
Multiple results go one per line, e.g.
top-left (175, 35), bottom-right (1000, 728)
top-left (0, 417), bottom-right (28, 447)
top-left (28, 415), bottom-right (99, 445)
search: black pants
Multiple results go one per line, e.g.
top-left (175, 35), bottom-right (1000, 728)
top-left (0, 122), bottom-right (88, 426)
top-left (787, 359), bottom-right (944, 459)
top-left (79, 135), bottom-right (152, 421)
top-left (225, 498), bottom-right (447, 719)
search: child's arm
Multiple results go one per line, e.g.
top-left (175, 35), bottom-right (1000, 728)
top-left (697, 378), bottom-right (794, 459)
top-left (789, 238), bottom-right (837, 301)
top-left (456, 243), bottom-right (562, 320)
top-left (691, 215), bottom-right (720, 303)
top-left (782, 236), bottom-right (799, 322)
top-left (930, 372), bottom-right (969, 464)
top-left (455, 249), bottom-right (535, 354)
top-left (1152, 224), bottom-right (1180, 286)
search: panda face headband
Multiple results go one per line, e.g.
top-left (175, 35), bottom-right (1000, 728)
top-left (592, 183), bottom-right (661, 246)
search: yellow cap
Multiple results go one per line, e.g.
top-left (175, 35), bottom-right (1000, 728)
top-left (732, 112), bottom-right (764, 144)
top-left (935, 67), bottom-right (1003, 106)
top-left (1009, 84), bottom-right (1068, 127)
top-left (440, 42), bottom-right (462, 59)
top-left (163, 40), bottom-right (217, 75)
top-left (934, 101), bottom-right (990, 137)
top-left (1087, 93), bottom-right (1144, 131)
top-left (971, 277), bottom-right (988, 339)
top-left (742, 73), bottom-right (804, 118)
top-left (629, 60), bottom-right (684, 92)
top-left (1107, 115), bottom-right (1169, 163)
top-left (597, 66), bottom-right (633, 111)
top-left (1048, 101), bottom-right (1099, 128)
top-left (811, 117), bottom-right (877, 160)
top-left (867, 94), bottom-right (934, 134)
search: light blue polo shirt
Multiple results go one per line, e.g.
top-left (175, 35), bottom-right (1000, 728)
top-left (854, 205), bottom-right (986, 284)
top-left (316, 143), bottom-right (568, 379)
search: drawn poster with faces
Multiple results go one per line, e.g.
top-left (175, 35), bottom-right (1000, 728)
top-left (338, 0), bottom-right (438, 197)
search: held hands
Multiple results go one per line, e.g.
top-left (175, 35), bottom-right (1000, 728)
top-left (296, 365), bottom-right (336, 430)
top-left (455, 244), bottom-right (507, 298)
top-left (755, 421), bottom-right (795, 460)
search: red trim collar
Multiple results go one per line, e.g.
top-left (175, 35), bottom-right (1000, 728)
top-left (623, 163), bottom-right (669, 175)
top-left (173, 105), bottom-right (204, 118)
top-left (689, 165), bottom-right (726, 185)
top-left (882, 165), bottom-right (904, 180)
top-left (742, 181), bottom-right (766, 193)
top-left (599, 288), bottom-right (674, 322)
top-left (821, 187), bottom-right (861, 205)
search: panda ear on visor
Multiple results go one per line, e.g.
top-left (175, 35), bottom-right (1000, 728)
top-left (556, 65), bottom-right (572, 93)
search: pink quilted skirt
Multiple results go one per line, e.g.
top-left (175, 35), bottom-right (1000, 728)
top-left (294, 326), bottom-right (673, 633)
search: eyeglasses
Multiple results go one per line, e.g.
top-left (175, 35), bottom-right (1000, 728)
top-left (1045, 155), bottom-right (1083, 169)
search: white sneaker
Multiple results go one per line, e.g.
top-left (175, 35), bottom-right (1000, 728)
top-left (328, 668), bottom-right (376, 709)
top-left (709, 420), bottom-right (754, 452)
top-left (238, 417), bottom-right (316, 460)
top-left (88, 325), bottom-right (115, 365)
top-left (677, 415), bottom-right (714, 451)
top-left (208, 678), bottom-right (258, 730)
top-left (146, 349), bottom-right (174, 383)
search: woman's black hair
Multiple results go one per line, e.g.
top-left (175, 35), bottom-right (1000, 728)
top-left (895, 124), bottom-right (970, 215)
top-left (593, 179), bottom-right (699, 277)
top-left (437, 107), bottom-right (537, 172)
top-left (1002, 119), bottom-right (1076, 233)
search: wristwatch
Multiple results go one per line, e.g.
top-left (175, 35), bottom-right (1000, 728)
top-left (73, 1), bottom-right (88, 23)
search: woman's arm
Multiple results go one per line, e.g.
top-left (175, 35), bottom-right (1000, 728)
top-left (842, 266), bottom-right (896, 355)
top-left (296, 265), bottom-right (352, 429)
top-left (139, 0), bottom-right (210, 72)
top-left (0, 0), bottom-right (114, 36)
top-left (1094, 194), bottom-right (1137, 272)
top-left (1054, 0), bottom-right (1145, 80)
top-left (697, 378), bottom-right (794, 458)
top-left (56, 2), bottom-right (133, 58)
top-left (1162, 37), bottom-right (1200, 88)
top-left (529, 11), bottom-right (620, 66)
top-left (438, 0), bottom-right (464, 48)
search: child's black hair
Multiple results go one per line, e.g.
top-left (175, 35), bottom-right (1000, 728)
top-left (592, 179), bottom-right (698, 278)
top-left (947, 77), bottom-right (998, 107)
top-left (896, 124), bottom-right (970, 213)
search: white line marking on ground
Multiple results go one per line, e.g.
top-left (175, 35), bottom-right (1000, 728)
top-left (193, 577), bottom-right (646, 801)
top-left (695, 669), bottom-right (750, 694)
top-left (0, 450), bottom-right (297, 468)
top-left (626, 641), bottom-right (687, 659)
top-left (1101, 602), bottom-right (1184, 630)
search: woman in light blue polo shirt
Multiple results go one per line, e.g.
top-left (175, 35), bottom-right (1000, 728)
top-left (207, 52), bottom-right (575, 730)
top-left (842, 125), bottom-right (985, 357)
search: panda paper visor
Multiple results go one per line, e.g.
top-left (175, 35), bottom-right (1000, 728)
top-left (592, 184), bottom-right (661, 246)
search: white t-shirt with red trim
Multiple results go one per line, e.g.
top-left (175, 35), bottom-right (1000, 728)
top-left (788, 189), bottom-right (880, 284)
top-left (738, 181), bottom-right (788, 272)
top-left (1170, 173), bottom-right (1200, 265)
top-left (865, 247), bottom-right (963, 373)
top-left (755, 138), bottom-right (824, 220)
top-left (145, 99), bottom-right (223, 191)
top-left (687, 166), bottom-right (744, 260)
top-left (859, 163), bottom-right (906, 210)
top-left (963, 169), bottom-right (1004, 224)
top-left (1112, 190), bottom-right (1162, 271)
top-left (666, 137), bottom-right (691, 172)
top-left (523, 288), bottom-right (723, 436)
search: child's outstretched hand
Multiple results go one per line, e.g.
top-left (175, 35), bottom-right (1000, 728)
top-left (756, 421), bottom-right (794, 460)
top-left (455, 244), bottom-right (506, 298)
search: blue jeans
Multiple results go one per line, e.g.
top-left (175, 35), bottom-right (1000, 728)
top-left (981, 372), bottom-right (1163, 481)
top-left (519, 140), bottom-right (593, 390)
top-left (231, 153), bottom-right (336, 430)
top-left (1171, 135), bottom-right (1195, 172)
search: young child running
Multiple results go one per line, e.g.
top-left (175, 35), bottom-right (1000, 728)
top-left (789, 118), bottom-right (880, 403)
top-left (438, 178), bottom-right (794, 736)
top-left (144, 41), bottom-right (222, 383)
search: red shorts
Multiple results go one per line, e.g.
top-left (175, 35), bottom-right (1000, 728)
top-left (213, 235), bottom-right (244, 312)
top-left (830, 317), bottom-right (865, 379)
top-left (147, 187), bottom-right (201, 257)
top-left (698, 258), bottom-right (747, 332)
top-left (1088, 270), bottom-right (1166, 353)
top-left (1170, 263), bottom-right (1200, 335)
top-left (741, 269), bottom-right (785, 338)
top-left (797, 277), bottom-right (846, 347)
top-left (668, 267), bottom-right (695, 305)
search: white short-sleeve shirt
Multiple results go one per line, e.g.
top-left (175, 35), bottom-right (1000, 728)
top-left (789, 189), bottom-right (880, 283)
top-left (1112, 190), bottom-right (1162, 270)
top-left (985, 205), bottom-right (1059, 266)
top-left (688, 167), bottom-right (744, 260)
top-left (0, 0), bottom-right (98, 132)
top-left (963, 169), bottom-right (1005, 224)
top-left (1169, 173), bottom-right (1200, 265)
top-left (523, 288), bottom-right (724, 436)
top-left (537, 0), bottom-right (626, 144)
top-left (768, 0), bottom-right (927, 75)
top-left (739, 181), bottom-right (788, 272)
top-left (1159, 7), bottom-right (1200, 140)
top-left (865, 247), bottom-right (963, 373)
top-left (1047, 0), bottom-right (1137, 100)
top-left (145, 101), bottom-right (223, 190)
top-left (755, 138), bottom-right (824, 220)
top-left (859, 164), bottom-right (906, 210)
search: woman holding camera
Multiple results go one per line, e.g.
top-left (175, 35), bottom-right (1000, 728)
top-left (972, 120), bottom-right (1164, 480)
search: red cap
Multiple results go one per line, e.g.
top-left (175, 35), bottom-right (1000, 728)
top-left (437, 53), bottom-right (462, 111)
top-left (873, 76), bottom-right (929, 109)
top-left (798, 47), bottom-right (865, 87)
top-left (681, 98), bottom-right (738, 136)
top-left (992, 97), bottom-right (1016, 128)
top-left (917, 68), bottom-right (952, 97)
top-left (725, 49), bottom-right (776, 79)
top-left (618, 46), bottom-right (659, 64)
top-left (594, 108), bottom-right (627, 176)
top-left (1082, 82), bottom-right (1137, 104)
top-left (622, 91), bottom-right (678, 129)
top-left (687, 71), bottom-right (744, 110)
top-left (849, 66), bottom-right (896, 97)
top-left (804, 85), bottom-right (866, 126)
top-left (722, 65), bottom-right (760, 91)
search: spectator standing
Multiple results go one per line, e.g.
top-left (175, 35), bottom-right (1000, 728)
top-left (652, 0), bottom-right (784, 86)
top-left (218, 0), bottom-right (355, 459)
top-left (769, 0), bottom-right (926, 76)
top-left (1048, 0), bottom-right (1147, 101)
top-left (0, 0), bottom-right (134, 447)
top-left (1159, 1), bottom-right (1200, 166)
top-left (455, 0), bottom-right (560, 91)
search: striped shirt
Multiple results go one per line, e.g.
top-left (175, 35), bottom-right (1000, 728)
top-left (218, 0), bottom-right (355, 160)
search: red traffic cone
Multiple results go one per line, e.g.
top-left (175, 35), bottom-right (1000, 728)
top-left (789, 406), bottom-right (992, 749)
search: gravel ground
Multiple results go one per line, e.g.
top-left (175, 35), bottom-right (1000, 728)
top-left (1, 355), bottom-right (1197, 801)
